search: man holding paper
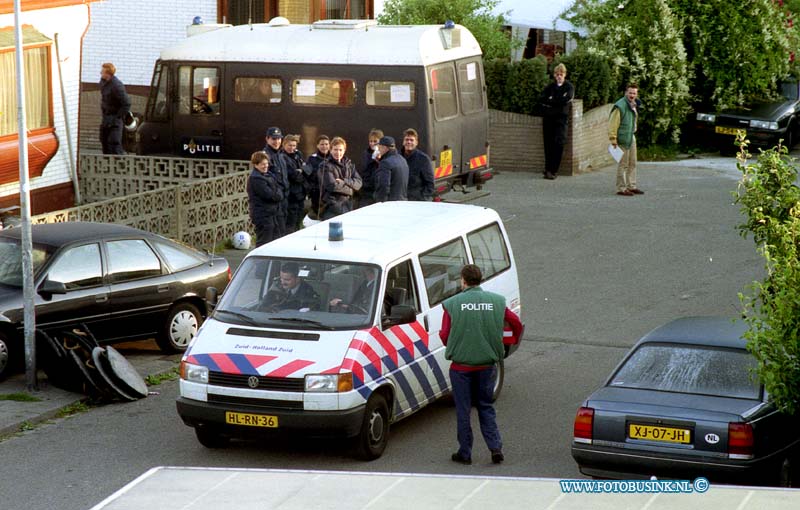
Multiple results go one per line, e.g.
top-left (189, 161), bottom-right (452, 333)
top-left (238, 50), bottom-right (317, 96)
top-left (608, 84), bottom-right (644, 196)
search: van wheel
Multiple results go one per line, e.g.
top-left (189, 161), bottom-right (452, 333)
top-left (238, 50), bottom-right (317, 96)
top-left (157, 302), bottom-right (202, 353)
top-left (354, 394), bottom-right (389, 460)
top-left (195, 425), bottom-right (230, 449)
top-left (491, 360), bottom-right (505, 402)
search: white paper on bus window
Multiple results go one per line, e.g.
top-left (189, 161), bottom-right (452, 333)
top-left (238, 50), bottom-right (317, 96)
top-left (296, 79), bottom-right (316, 97)
top-left (466, 62), bottom-right (476, 81)
top-left (390, 84), bottom-right (411, 103)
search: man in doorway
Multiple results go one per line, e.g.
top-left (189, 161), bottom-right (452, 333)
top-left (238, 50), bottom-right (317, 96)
top-left (99, 62), bottom-right (131, 155)
top-left (440, 264), bottom-right (523, 465)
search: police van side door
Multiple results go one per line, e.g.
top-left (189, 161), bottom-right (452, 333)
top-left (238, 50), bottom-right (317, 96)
top-left (417, 237), bottom-right (470, 395)
top-left (137, 60), bottom-right (173, 155)
top-left (171, 64), bottom-right (226, 158)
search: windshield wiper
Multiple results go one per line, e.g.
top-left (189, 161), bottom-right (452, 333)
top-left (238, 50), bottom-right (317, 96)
top-left (269, 316), bottom-right (334, 330)
top-left (213, 309), bottom-right (260, 326)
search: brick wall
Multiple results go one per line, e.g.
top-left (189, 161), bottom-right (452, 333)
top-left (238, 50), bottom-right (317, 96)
top-left (488, 100), bottom-right (616, 175)
top-left (81, 0), bottom-right (218, 86)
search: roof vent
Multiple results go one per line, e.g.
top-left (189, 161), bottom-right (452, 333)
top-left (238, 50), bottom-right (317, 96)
top-left (312, 19), bottom-right (378, 30)
top-left (268, 16), bottom-right (290, 27)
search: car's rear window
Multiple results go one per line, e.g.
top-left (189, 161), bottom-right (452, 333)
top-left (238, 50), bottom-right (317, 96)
top-left (609, 343), bottom-right (760, 399)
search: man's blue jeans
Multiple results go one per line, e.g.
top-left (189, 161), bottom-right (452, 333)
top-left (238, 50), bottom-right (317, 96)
top-left (450, 367), bottom-right (502, 459)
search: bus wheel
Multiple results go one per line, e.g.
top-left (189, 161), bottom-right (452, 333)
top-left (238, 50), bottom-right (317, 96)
top-left (354, 394), bottom-right (389, 460)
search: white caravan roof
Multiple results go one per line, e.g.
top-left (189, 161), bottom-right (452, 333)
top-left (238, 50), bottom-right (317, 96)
top-left (161, 20), bottom-right (482, 67)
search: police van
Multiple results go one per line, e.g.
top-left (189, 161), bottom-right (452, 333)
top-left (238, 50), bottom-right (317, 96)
top-left (134, 18), bottom-right (493, 195)
top-left (176, 201), bottom-right (522, 459)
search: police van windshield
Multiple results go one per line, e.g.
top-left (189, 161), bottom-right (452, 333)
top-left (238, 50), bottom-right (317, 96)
top-left (214, 257), bottom-right (380, 330)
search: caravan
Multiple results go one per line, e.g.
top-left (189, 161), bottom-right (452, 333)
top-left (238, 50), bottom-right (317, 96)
top-left (135, 19), bottom-right (493, 195)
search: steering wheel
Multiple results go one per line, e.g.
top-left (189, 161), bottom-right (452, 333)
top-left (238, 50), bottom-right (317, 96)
top-left (347, 304), bottom-right (368, 315)
top-left (192, 96), bottom-right (213, 114)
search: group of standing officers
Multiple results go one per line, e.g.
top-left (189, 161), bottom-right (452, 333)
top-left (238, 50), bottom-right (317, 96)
top-left (247, 126), bottom-right (435, 247)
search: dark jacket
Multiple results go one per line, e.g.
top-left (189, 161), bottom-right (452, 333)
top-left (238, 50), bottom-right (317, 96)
top-left (321, 156), bottom-right (362, 218)
top-left (264, 145), bottom-right (289, 214)
top-left (402, 148), bottom-right (434, 201)
top-left (99, 75), bottom-right (131, 127)
top-left (247, 168), bottom-right (283, 224)
top-left (268, 281), bottom-right (321, 311)
top-left (374, 149), bottom-right (409, 202)
top-left (360, 147), bottom-right (380, 194)
top-left (281, 150), bottom-right (307, 202)
top-left (305, 151), bottom-right (329, 202)
top-left (539, 80), bottom-right (574, 117)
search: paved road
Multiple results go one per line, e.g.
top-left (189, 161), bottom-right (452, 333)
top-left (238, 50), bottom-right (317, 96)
top-left (0, 158), bottom-right (766, 510)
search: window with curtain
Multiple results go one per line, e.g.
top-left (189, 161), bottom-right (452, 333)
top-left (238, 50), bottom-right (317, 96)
top-left (0, 27), bottom-right (52, 137)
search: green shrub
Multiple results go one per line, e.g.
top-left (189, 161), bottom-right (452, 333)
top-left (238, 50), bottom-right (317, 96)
top-left (556, 50), bottom-right (616, 110)
top-left (484, 58), bottom-right (510, 112)
top-left (505, 56), bottom-right (549, 115)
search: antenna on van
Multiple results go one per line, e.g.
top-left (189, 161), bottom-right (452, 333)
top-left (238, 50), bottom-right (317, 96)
top-left (248, 0), bottom-right (253, 30)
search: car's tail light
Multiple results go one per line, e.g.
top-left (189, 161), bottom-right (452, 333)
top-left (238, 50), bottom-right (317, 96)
top-left (573, 407), bottom-right (594, 444)
top-left (728, 422), bottom-right (754, 459)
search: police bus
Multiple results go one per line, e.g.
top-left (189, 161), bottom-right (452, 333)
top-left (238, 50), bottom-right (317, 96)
top-left (133, 18), bottom-right (493, 195)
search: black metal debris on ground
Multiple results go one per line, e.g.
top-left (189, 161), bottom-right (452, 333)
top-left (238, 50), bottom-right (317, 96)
top-left (36, 324), bottom-right (148, 402)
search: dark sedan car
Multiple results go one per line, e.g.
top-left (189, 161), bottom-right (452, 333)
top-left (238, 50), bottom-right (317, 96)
top-left (571, 317), bottom-right (800, 487)
top-left (0, 222), bottom-right (230, 380)
top-left (694, 81), bottom-right (800, 154)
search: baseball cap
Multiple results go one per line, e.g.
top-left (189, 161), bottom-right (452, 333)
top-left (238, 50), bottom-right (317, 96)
top-left (378, 136), bottom-right (395, 147)
top-left (266, 127), bottom-right (283, 138)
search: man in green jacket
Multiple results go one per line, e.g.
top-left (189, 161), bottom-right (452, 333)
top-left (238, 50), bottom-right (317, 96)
top-left (608, 83), bottom-right (644, 197)
top-left (440, 264), bottom-right (523, 465)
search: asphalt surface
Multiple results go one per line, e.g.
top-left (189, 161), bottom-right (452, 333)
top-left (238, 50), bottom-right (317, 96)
top-left (0, 152), bottom-right (764, 443)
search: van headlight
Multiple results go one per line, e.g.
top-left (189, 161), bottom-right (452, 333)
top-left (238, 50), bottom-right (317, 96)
top-left (180, 361), bottom-right (209, 384)
top-left (750, 120), bottom-right (779, 130)
top-left (305, 373), bottom-right (353, 392)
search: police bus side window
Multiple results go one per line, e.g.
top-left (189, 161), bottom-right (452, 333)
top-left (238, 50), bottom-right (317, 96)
top-left (467, 223), bottom-right (510, 281)
top-left (419, 238), bottom-right (468, 305)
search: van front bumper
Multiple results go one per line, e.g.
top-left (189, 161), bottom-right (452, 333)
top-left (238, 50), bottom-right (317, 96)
top-left (176, 397), bottom-right (365, 438)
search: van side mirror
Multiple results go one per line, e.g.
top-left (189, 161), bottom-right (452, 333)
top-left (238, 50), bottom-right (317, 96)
top-left (382, 304), bottom-right (416, 328)
top-left (38, 279), bottom-right (67, 300)
top-left (205, 286), bottom-right (219, 311)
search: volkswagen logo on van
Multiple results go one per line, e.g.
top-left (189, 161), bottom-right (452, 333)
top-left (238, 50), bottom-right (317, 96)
top-left (247, 376), bottom-right (260, 389)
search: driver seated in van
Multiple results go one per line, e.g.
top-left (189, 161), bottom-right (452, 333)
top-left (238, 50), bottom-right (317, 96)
top-left (263, 262), bottom-right (320, 311)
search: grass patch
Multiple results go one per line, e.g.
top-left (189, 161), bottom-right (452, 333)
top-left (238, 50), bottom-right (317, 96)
top-left (0, 393), bottom-right (43, 402)
top-left (145, 366), bottom-right (179, 386)
top-left (638, 143), bottom-right (680, 162)
top-left (56, 400), bottom-right (92, 419)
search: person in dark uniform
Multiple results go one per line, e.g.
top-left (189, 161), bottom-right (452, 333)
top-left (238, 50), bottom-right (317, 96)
top-left (99, 62), bottom-right (131, 155)
top-left (263, 126), bottom-right (289, 237)
top-left (280, 134), bottom-right (306, 234)
top-left (539, 63), bottom-right (574, 180)
top-left (374, 136), bottom-right (409, 202)
top-left (401, 128), bottom-right (435, 201)
top-left (440, 264), bottom-right (523, 465)
top-left (305, 135), bottom-right (331, 219)
top-left (247, 151), bottom-right (283, 247)
top-left (319, 137), bottom-right (362, 219)
top-left (329, 266), bottom-right (378, 313)
top-left (265, 262), bottom-right (320, 311)
top-left (357, 128), bottom-right (383, 209)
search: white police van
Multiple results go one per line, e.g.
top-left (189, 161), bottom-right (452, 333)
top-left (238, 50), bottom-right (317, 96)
top-left (176, 201), bottom-right (522, 459)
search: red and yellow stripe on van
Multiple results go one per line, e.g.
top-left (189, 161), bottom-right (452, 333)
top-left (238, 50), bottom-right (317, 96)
top-left (435, 148), bottom-right (453, 179)
top-left (469, 154), bottom-right (488, 170)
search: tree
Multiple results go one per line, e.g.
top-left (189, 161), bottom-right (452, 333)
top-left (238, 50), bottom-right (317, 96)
top-left (377, 0), bottom-right (513, 61)
top-left (670, 0), bottom-right (799, 110)
top-left (735, 134), bottom-right (800, 414)
top-left (564, 0), bottom-right (691, 145)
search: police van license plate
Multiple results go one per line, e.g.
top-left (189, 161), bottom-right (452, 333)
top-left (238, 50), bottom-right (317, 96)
top-left (225, 411), bottom-right (278, 428)
top-left (629, 423), bottom-right (690, 444)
